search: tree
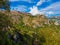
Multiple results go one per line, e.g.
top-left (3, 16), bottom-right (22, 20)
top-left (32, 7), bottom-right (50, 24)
top-left (0, 0), bottom-right (10, 12)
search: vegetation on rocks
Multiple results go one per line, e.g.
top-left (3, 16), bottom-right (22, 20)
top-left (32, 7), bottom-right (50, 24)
top-left (0, 11), bottom-right (60, 45)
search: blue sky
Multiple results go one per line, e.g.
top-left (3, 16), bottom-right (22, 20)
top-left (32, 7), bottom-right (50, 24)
top-left (10, 0), bottom-right (60, 17)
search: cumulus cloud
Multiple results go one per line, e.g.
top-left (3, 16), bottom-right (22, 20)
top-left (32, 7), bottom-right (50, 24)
top-left (29, 6), bottom-right (43, 15)
top-left (29, 6), bottom-right (39, 15)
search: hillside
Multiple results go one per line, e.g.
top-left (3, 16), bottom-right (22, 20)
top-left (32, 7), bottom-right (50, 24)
top-left (0, 11), bottom-right (60, 45)
top-left (0, 10), bottom-right (50, 27)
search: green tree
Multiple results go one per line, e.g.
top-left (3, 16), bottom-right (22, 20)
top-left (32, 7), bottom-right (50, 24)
top-left (0, 0), bottom-right (10, 11)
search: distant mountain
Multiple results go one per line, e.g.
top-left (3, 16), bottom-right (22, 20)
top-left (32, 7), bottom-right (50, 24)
top-left (49, 16), bottom-right (60, 19)
top-left (49, 16), bottom-right (60, 25)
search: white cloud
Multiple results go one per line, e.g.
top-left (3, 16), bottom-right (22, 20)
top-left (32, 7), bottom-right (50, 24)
top-left (40, 2), bottom-right (60, 15)
top-left (47, 11), bottom-right (54, 14)
top-left (29, 0), bottom-right (51, 15)
top-left (29, 6), bottom-right (39, 15)
top-left (10, 0), bottom-right (35, 3)
top-left (11, 5), bottom-right (27, 12)
top-left (36, 0), bottom-right (45, 6)
top-left (20, 0), bottom-right (36, 3)
top-left (40, 2), bottom-right (60, 11)
top-left (36, 0), bottom-right (51, 6)
top-left (29, 6), bottom-right (43, 15)
top-left (29, 2), bottom-right (60, 16)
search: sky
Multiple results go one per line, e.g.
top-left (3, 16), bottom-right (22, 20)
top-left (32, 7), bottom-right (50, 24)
top-left (10, 0), bottom-right (60, 17)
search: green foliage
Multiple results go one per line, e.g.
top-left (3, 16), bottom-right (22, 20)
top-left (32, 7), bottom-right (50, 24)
top-left (0, 12), bottom-right (10, 30)
top-left (0, 0), bottom-right (10, 11)
top-left (0, 12), bottom-right (60, 45)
